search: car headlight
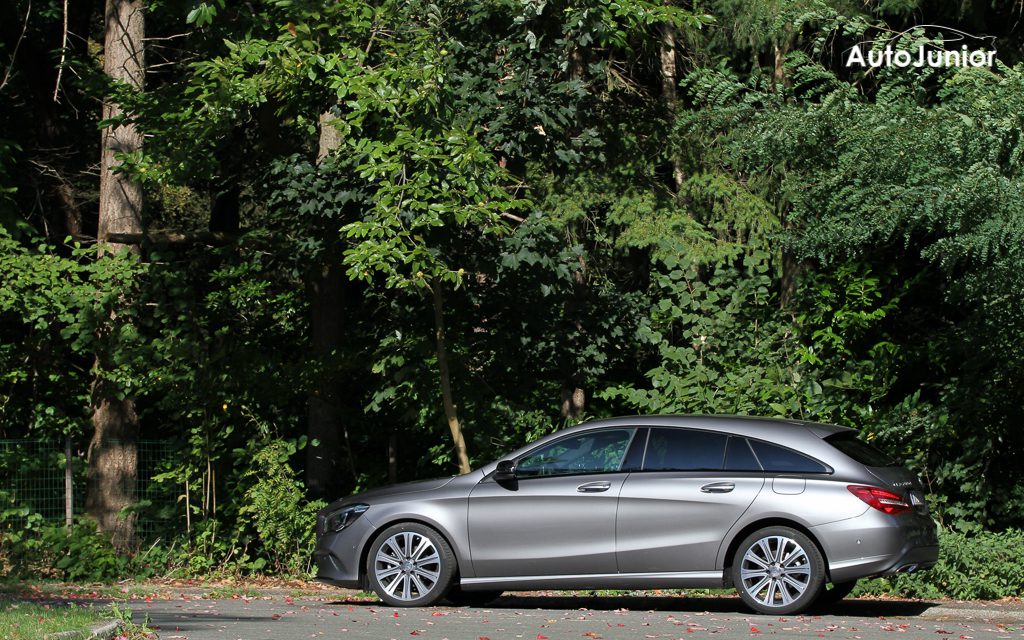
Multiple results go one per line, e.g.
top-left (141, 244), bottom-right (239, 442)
top-left (325, 503), bottom-right (369, 533)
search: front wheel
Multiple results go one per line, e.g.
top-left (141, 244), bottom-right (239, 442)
top-left (366, 523), bottom-right (456, 607)
top-left (731, 526), bottom-right (825, 615)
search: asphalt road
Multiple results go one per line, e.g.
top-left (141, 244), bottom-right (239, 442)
top-left (128, 593), bottom-right (1024, 640)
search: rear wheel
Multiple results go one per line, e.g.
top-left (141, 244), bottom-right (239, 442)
top-left (366, 523), bottom-right (456, 607)
top-left (731, 526), bottom-right (825, 615)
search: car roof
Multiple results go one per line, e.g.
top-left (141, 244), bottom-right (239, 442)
top-left (558, 414), bottom-right (854, 440)
top-left (483, 415), bottom-right (858, 474)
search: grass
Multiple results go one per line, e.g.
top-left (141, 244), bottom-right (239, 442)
top-left (0, 601), bottom-right (107, 640)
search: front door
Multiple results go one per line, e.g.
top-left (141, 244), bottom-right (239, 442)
top-left (467, 428), bottom-right (636, 577)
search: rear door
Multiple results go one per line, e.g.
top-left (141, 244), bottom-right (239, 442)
top-left (616, 429), bottom-right (765, 573)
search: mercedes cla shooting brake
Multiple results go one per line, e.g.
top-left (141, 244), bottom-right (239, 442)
top-left (314, 415), bottom-right (938, 614)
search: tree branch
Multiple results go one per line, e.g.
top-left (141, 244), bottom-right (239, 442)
top-left (0, 0), bottom-right (31, 94)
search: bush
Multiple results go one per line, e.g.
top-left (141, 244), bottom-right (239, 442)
top-left (234, 440), bottom-right (326, 575)
top-left (0, 515), bottom-right (131, 582)
top-left (855, 528), bottom-right (1024, 600)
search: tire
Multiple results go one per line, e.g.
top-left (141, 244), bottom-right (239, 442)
top-left (444, 587), bottom-right (503, 606)
top-left (366, 522), bottom-right (456, 607)
top-left (817, 579), bottom-right (857, 604)
top-left (731, 526), bottom-right (825, 615)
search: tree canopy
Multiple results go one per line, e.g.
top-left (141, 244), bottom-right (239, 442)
top-left (2, 0), bottom-right (1024, 576)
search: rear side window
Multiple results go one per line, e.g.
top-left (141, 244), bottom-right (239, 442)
top-left (644, 428), bottom-right (727, 471)
top-left (825, 431), bottom-right (897, 467)
top-left (621, 428), bottom-right (648, 471)
top-left (724, 437), bottom-right (762, 472)
top-left (749, 440), bottom-right (829, 474)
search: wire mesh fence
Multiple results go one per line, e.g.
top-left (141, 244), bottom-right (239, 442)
top-left (0, 438), bottom-right (178, 540)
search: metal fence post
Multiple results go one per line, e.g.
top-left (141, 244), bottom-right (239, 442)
top-left (64, 435), bottom-right (74, 532)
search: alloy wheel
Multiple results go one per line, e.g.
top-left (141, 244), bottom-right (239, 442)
top-left (734, 529), bottom-right (824, 614)
top-left (373, 531), bottom-right (443, 602)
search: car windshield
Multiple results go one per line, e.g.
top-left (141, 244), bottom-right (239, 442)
top-left (825, 431), bottom-right (898, 467)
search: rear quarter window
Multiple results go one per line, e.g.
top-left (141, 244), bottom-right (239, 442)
top-left (749, 440), bottom-right (830, 474)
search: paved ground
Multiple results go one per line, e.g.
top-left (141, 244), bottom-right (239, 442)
top-left (124, 592), bottom-right (1024, 640)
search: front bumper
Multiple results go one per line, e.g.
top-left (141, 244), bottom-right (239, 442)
top-left (313, 511), bottom-right (376, 589)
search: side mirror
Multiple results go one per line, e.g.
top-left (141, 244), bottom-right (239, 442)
top-left (493, 460), bottom-right (517, 483)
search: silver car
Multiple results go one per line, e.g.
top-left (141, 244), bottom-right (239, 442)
top-left (314, 415), bottom-right (938, 614)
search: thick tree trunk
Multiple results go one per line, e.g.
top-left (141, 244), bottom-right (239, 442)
top-left (86, 378), bottom-right (140, 548)
top-left (88, 0), bottom-right (144, 552)
top-left (98, 0), bottom-right (144, 248)
top-left (305, 110), bottom-right (347, 500)
top-left (431, 280), bottom-right (471, 474)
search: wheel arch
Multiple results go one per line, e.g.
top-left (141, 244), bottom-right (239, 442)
top-left (357, 517), bottom-right (463, 590)
top-left (720, 518), bottom-right (831, 586)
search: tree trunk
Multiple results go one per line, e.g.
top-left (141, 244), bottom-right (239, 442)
top-left (431, 280), bottom-right (471, 474)
top-left (659, 20), bottom-right (685, 192)
top-left (560, 255), bottom-right (588, 421)
top-left (305, 260), bottom-right (345, 499)
top-left (305, 110), bottom-right (347, 500)
top-left (98, 0), bottom-right (144, 250)
top-left (86, 378), bottom-right (140, 549)
top-left (772, 39), bottom-right (799, 308)
top-left (86, 0), bottom-right (144, 551)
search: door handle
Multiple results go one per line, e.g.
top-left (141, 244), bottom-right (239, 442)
top-left (700, 482), bottom-right (735, 493)
top-left (577, 481), bottom-right (611, 493)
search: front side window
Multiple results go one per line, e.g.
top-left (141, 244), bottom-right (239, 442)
top-left (516, 429), bottom-right (635, 478)
top-left (643, 428), bottom-right (728, 471)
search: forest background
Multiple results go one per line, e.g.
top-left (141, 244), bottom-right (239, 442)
top-left (2, 0), bottom-right (1024, 599)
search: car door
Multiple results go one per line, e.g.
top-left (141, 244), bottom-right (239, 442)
top-left (616, 429), bottom-right (765, 573)
top-left (467, 428), bottom-right (638, 578)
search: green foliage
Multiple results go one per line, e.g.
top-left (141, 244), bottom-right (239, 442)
top-left (0, 230), bottom-right (143, 438)
top-left (0, 516), bottom-right (130, 583)
top-left (857, 528), bottom-right (1024, 600)
top-left (5, 0), bottom-right (1024, 584)
top-left (235, 440), bottom-right (326, 575)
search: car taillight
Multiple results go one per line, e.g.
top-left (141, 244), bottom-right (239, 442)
top-left (847, 485), bottom-right (911, 515)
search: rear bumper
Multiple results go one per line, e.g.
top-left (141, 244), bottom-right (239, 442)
top-left (813, 508), bottom-right (939, 583)
top-left (877, 543), bottom-right (939, 576)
